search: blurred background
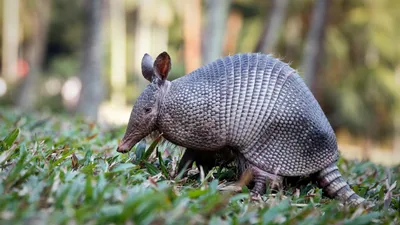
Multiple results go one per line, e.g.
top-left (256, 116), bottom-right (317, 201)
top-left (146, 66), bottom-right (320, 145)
top-left (0, 0), bottom-right (399, 165)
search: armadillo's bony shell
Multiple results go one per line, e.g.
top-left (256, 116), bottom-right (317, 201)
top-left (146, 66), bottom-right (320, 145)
top-left (158, 53), bottom-right (339, 177)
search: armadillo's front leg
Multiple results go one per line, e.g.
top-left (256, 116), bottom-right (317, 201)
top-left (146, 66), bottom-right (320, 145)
top-left (178, 148), bottom-right (236, 175)
top-left (178, 149), bottom-right (196, 173)
top-left (178, 149), bottom-right (218, 175)
top-left (250, 165), bottom-right (283, 195)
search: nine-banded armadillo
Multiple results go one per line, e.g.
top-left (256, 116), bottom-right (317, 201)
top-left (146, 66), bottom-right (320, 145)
top-left (117, 51), bottom-right (365, 205)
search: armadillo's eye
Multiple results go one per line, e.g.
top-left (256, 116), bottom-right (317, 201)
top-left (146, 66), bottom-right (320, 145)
top-left (144, 107), bottom-right (152, 113)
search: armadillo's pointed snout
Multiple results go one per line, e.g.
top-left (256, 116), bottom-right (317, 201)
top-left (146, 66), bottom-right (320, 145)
top-left (116, 142), bottom-right (130, 153)
top-left (117, 137), bottom-right (136, 153)
top-left (117, 129), bottom-right (145, 153)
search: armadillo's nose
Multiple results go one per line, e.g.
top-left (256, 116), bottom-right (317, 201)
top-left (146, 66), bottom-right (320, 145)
top-left (116, 142), bottom-right (131, 153)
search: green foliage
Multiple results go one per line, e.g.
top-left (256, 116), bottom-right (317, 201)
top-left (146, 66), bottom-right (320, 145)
top-left (0, 108), bottom-right (399, 224)
top-left (322, 0), bottom-right (400, 140)
top-left (0, 128), bottom-right (19, 151)
top-left (46, 0), bottom-right (85, 60)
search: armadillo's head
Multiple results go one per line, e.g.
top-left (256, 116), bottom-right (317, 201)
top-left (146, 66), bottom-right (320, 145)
top-left (117, 52), bottom-right (171, 153)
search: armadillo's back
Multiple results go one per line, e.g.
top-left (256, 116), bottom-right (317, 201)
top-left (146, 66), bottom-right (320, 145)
top-left (211, 53), bottom-right (338, 176)
top-left (245, 72), bottom-right (339, 176)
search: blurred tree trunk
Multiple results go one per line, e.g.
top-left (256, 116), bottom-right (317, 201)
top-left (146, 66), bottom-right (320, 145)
top-left (133, 0), bottom-right (152, 94)
top-left (255, 0), bottom-right (289, 54)
top-left (395, 67), bottom-right (400, 155)
top-left (110, 0), bottom-right (126, 105)
top-left (16, 0), bottom-right (51, 110)
top-left (284, 15), bottom-right (302, 60)
top-left (202, 0), bottom-right (231, 65)
top-left (183, 0), bottom-right (202, 74)
top-left (151, 1), bottom-right (172, 55)
top-left (132, 0), bottom-right (172, 94)
top-left (394, 115), bottom-right (400, 154)
top-left (302, 0), bottom-right (330, 93)
top-left (1, 0), bottom-right (20, 85)
top-left (76, 0), bottom-right (105, 121)
top-left (223, 9), bottom-right (243, 55)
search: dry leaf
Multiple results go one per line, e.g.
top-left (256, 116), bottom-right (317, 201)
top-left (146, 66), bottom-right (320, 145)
top-left (71, 153), bottom-right (79, 170)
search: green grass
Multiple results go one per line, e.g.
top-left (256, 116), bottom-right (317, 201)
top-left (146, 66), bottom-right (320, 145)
top-left (0, 108), bottom-right (399, 225)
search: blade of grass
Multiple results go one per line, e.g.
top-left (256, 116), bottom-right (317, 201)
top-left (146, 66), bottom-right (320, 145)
top-left (142, 134), bottom-right (163, 161)
top-left (1, 128), bottom-right (19, 151)
top-left (0, 144), bottom-right (18, 165)
top-left (144, 162), bottom-right (160, 176)
top-left (157, 148), bottom-right (169, 179)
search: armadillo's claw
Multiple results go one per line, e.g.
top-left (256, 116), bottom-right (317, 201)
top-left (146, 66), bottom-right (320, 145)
top-left (346, 195), bottom-right (365, 206)
top-left (346, 198), bottom-right (375, 209)
top-left (250, 192), bottom-right (263, 202)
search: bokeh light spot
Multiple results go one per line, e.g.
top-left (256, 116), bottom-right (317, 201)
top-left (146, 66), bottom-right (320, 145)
top-left (0, 78), bottom-right (7, 97)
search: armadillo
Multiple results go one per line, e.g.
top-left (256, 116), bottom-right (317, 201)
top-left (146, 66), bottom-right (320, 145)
top-left (117, 51), bottom-right (365, 205)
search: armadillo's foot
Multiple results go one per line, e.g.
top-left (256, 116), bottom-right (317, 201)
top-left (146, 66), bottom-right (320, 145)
top-left (250, 192), bottom-right (263, 202)
top-left (359, 200), bottom-right (375, 209)
top-left (250, 165), bottom-right (283, 196)
top-left (345, 195), bottom-right (376, 209)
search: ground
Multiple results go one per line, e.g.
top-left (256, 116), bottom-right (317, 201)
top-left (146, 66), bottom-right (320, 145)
top-left (0, 108), bottom-right (399, 224)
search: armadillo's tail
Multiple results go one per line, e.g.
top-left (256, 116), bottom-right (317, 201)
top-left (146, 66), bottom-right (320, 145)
top-left (316, 163), bottom-right (365, 205)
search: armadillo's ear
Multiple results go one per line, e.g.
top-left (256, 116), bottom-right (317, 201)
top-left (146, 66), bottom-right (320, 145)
top-left (153, 51), bottom-right (171, 81)
top-left (141, 53), bottom-right (154, 82)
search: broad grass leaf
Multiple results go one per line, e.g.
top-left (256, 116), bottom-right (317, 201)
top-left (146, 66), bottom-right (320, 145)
top-left (157, 148), bottom-right (169, 178)
top-left (135, 141), bottom-right (146, 160)
top-left (52, 150), bottom-right (74, 168)
top-left (230, 193), bottom-right (249, 202)
top-left (187, 189), bottom-right (208, 198)
top-left (0, 144), bottom-right (18, 165)
top-left (142, 134), bottom-right (162, 161)
top-left (112, 163), bottom-right (135, 172)
top-left (344, 212), bottom-right (380, 225)
top-left (0, 128), bottom-right (19, 151)
top-left (99, 205), bottom-right (123, 223)
top-left (241, 185), bottom-right (250, 194)
top-left (3, 146), bottom-right (28, 190)
top-left (261, 199), bottom-right (291, 225)
top-left (174, 162), bottom-right (189, 181)
top-left (85, 175), bottom-right (93, 202)
top-left (144, 162), bottom-right (160, 176)
top-left (83, 150), bottom-right (93, 165)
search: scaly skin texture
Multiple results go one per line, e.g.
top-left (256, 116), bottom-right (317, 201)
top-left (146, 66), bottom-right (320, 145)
top-left (118, 52), bottom-right (365, 205)
top-left (158, 53), bottom-right (338, 175)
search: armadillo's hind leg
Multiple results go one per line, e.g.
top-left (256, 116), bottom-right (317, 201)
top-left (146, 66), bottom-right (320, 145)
top-left (316, 163), bottom-right (365, 205)
top-left (250, 165), bottom-right (283, 196)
